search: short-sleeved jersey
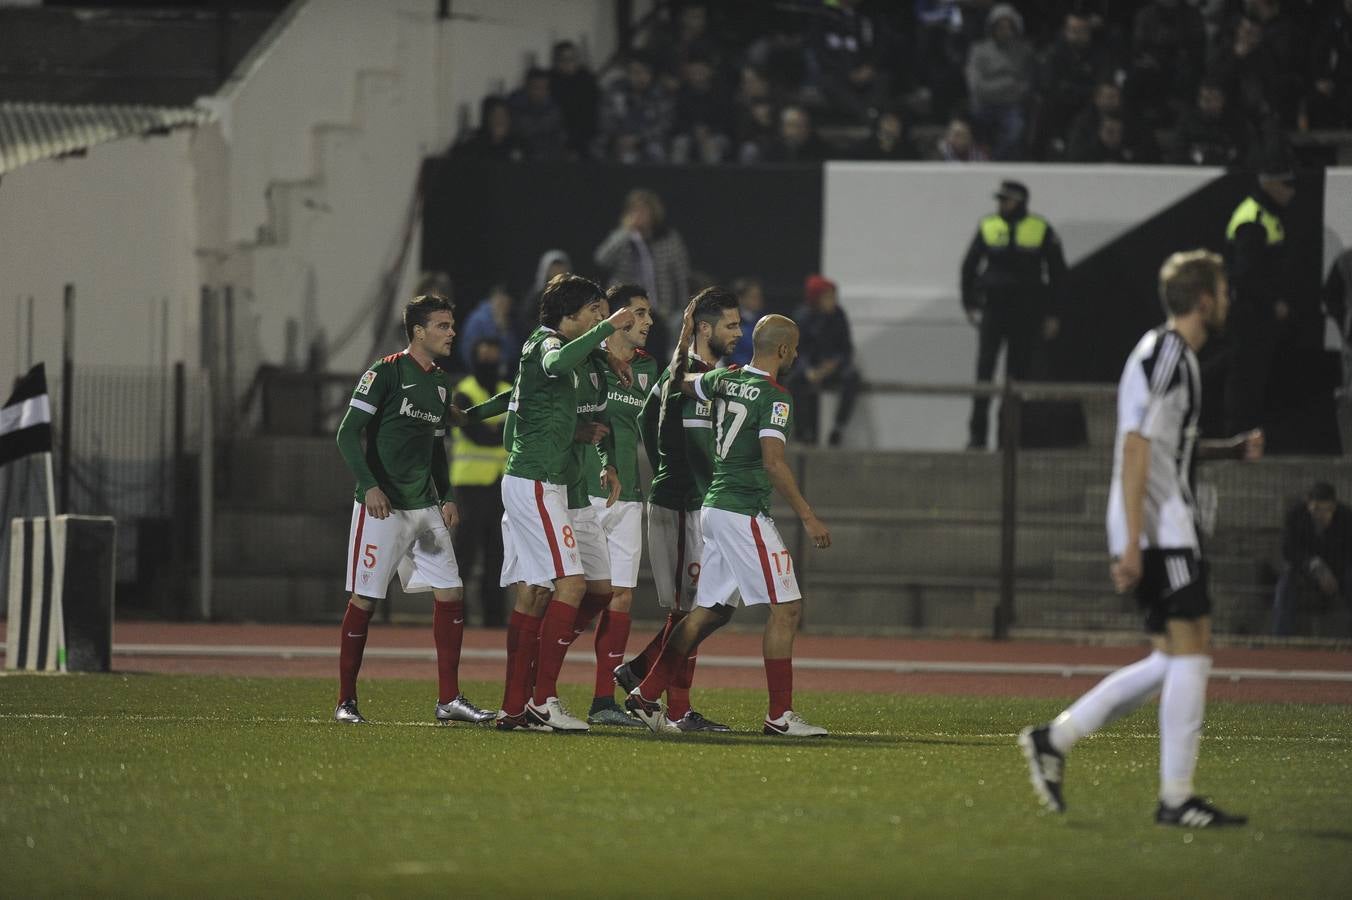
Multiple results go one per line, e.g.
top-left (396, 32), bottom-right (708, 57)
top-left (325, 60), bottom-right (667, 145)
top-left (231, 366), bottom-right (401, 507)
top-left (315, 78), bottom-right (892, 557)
top-left (346, 352), bottom-right (452, 509)
top-left (646, 355), bottom-right (714, 511)
top-left (505, 326), bottom-right (587, 485)
top-left (565, 349), bottom-right (613, 509)
top-left (1107, 328), bottom-right (1201, 555)
top-left (585, 349), bottom-right (661, 504)
top-left (696, 365), bottom-right (793, 517)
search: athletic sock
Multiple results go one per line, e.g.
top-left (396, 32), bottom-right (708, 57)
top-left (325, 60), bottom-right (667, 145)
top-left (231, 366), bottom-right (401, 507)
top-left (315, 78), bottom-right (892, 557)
top-left (636, 641), bottom-right (685, 702)
top-left (1159, 654), bottom-right (1211, 807)
top-left (532, 599), bottom-right (581, 705)
top-left (432, 599), bottom-right (465, 704)
top-left (765, 657), bottom-right (793, 720)
top-left (573, 591), bottom-right (610, 637)
top-left (338, 602), bottom-right (373, 703)
top-left (593, 609), bottom-right (632, 700)
top-left (629, 613), bottom-right (679, 680)
top-left (1048, 649), bottom-right (1170, 754)
top-left (501, 610), bottom-right (540, 717)
top-left (666, 652), bottom-right (698, 720)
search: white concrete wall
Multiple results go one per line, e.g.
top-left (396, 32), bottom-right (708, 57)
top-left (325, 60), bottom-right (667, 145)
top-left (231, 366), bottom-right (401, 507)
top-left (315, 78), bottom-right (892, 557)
top-left (0, 132), bottom-right (199, 377)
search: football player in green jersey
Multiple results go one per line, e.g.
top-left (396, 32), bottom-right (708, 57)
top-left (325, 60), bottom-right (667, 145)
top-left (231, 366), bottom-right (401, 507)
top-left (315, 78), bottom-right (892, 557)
top-left (332, 294), bottom-right (493, 726)
top-left (613, 286), bottom-right (743, 732)
top-left (626, 308), bottom-right (834, 737)
top-left (496, 274), bottom-right (635, 732)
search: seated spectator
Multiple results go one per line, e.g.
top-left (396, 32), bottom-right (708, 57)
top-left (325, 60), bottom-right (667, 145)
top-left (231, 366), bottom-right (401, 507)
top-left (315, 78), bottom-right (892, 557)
top-left (458, 284), bottom-right (521, 378)
top-left (452, 96), bottom-right (527, 163)
top-left (733, 66), bottom-right (779, 163)
top-left (787, 275), bottom-right (863, 447)
top-left (507, 67), bottom-right (568, 161)
top-left (598, 53), bottom-right (674, 163)
top-left (934, 116), bottom-right (990, 162)
top-left (1206, 15), bottom-right (1278, 130)
top-left (1036, 11), bottom-right (1118, 158)
top-left (1065, 80), bottom-right (1157, 162)
top-left (1272, 482), bottom-right (1352, 637)
top-left (1246, 0), bottom-right (1307, 129)
top-left (1126, 0), bottom-right (1206, 127)
top-left (1169, 79), bottom-right (1252, 166)
top-left (670, 52), bottom-right (735, 164)
top-left (1067, 114), bottom-right (1136, 162)
top-left (1303, 0), bottom-right (1352, 130)
top-left (729, 276), bottom-right (765, 365)
top-left (759, 105), bottom-right (830, 163)
top-left (965, 4), bottom-right (1036, 160)
top-left (850, 109), bottom-right (920, 161)
top-left (809, 0), bottom-right (892, 124)
top-left (648, 2), bottom-right (724, 92)
top-left (549, 41), bottom-right (599, 157)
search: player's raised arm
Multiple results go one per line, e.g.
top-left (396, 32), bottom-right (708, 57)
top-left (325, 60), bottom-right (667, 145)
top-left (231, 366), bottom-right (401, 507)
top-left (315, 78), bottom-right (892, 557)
top-left (542, 307), bottom-right (634, 377)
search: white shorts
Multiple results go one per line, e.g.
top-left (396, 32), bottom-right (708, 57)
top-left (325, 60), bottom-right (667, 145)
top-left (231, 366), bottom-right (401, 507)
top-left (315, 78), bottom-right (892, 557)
top-left (570, 502), bottom-right (612, 584)
top-left (647, 502), bottom-right (704, 611)
top-left (500, 474), bottom-right (583, 589)
top-left (698, 507), bottom-right (801, 608)
top-left (499, 512), bottom-right (519, 587)
top-left (591, 498), bottom-right (643, 589)
top-left (344, 501), bottom-right (461, 600)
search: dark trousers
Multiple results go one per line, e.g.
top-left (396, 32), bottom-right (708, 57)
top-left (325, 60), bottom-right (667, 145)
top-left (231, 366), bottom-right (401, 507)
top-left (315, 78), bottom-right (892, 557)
top-left (1272, 563), bottom-right (1352, 637)
top-left (452, 482), bottom-right (506, 627)
top-left (788, 364), bottom-right (862, 444)
top-left (969, 293), bottom-right (1040, 447)
top-left (1223, 320), bottom-right (1278, 435)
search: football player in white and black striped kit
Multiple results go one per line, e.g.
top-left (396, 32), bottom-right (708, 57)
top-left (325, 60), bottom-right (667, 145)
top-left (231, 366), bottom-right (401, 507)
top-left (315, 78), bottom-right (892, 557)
top-left (1020, 250), bottom-right (1264, 828)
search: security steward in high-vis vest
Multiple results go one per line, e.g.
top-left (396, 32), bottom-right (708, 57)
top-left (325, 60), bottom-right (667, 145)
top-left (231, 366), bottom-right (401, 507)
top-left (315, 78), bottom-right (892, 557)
top-left (450, 338), bottom-right (512, 627)
top-left (960, 180), bottom-right (1067, 449)
top-left (1223, 162), bottom-right (1295, 435)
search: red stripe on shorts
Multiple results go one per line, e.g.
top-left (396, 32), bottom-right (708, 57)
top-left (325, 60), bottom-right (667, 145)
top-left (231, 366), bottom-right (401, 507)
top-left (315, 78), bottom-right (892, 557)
top-left (674, 510), bottom-right (687, 607)
top-left (349, 505), bottom-right (367, 591)
top-left (749, 516), bottom-right (778, 604)
top-left (535, 480), bottom-right (565, 578)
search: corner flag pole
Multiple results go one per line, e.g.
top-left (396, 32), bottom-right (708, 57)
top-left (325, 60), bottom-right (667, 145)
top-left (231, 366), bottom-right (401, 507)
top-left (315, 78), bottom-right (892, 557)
top-left (43, 451), bottom-right (57, 519)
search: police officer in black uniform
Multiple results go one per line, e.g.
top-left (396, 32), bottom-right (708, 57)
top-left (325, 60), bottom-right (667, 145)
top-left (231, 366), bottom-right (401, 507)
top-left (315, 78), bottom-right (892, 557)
top-left (960, 180), bottom-right (1067, 449)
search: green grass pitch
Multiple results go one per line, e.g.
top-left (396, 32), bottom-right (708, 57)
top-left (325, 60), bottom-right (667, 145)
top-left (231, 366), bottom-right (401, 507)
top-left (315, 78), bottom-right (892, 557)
top-left (2, 674), bottom-right (1350, 898)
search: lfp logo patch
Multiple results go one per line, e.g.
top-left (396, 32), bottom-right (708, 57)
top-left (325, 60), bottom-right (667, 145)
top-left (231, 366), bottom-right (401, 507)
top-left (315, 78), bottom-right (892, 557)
top-left (770, 401), bottom-right (790, 427)
top-left (356, 370), bottom-right (377, 395)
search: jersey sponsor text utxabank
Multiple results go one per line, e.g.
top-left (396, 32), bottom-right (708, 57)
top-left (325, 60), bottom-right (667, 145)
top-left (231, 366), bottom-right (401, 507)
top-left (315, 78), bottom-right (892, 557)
top-left (347, 352), bottom-right (451, 509)
top-left (586, 350), bottom-right (661, 504)
top-left (695, 365), bottom-right (792, 517)
top-left (646, 355), bottom-right (714, 512)
top-left (1107, 328), bottom-right (1201, 555)
top-left (565, 348), bottom-right (612, 509)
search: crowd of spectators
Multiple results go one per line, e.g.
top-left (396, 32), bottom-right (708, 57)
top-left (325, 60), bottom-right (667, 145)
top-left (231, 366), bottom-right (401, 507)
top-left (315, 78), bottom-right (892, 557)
top-left (452, 1), bottom-right (1352, 168)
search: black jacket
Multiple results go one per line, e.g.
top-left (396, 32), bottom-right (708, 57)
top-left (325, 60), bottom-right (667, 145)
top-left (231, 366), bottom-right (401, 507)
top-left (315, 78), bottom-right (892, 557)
top-left (1282, 502), bottom-right (1352, 586)
top-left (960, 210), bottom-right (1067, 315)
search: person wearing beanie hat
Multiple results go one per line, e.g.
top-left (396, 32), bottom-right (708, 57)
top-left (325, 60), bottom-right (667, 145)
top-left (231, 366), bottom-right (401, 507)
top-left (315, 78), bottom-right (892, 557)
top-left (788, 274), bottom-right (862, 447)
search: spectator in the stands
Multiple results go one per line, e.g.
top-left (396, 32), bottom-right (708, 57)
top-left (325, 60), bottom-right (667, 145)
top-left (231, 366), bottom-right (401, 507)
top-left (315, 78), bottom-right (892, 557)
top-left (594, 188), bottom-right (691, 358)
top-left (788, 275), bottom-right (863, 448)
top-left (598, 52), bottom-right (674, 163)
top-left (649, 2), bottom-right (723, 91)
top-left (733, 66), bottom-right (778, 163)
top-left (1272, 482), bottom-right (1352, 637)
top-left (1169, 78), bottom-right (1252, 166)
top-left (507, 67), bottom-right (568, 161)
top-left (1067, 114), bottom-right (1136, 162)
top-left (934, 116), bottom-right (990, 162)
top-left (810, 0), bottom-right (892, 124)
top-left (966, 4), bottom-right (1036, 160)
top-left (517, 249), bottom-right (571, 336)
top-left (549, 41), bottom-right (599, 157)
top-left (850, 109), bottom-right (920, 161)
top-left (1064, 80), bottom-right (1157, 162)
top-left (1305, 0), bottom-right (1352, 129)
top-left (1036, 11), bottom-right (1117, 159)
top-left (1126, 0), bottom-right (1206, 127)
top-left (452, 96), bottom-right (526, 163)
top-left (1209, 14), bottom-right (1280, 131)
top-left (458, 284), bottom-right (521, 378)
top-left (670, 51), bottom-right (735, 164)
top-left (1246, 0), bottom-right (1307, 128)
top-left (759, 104), bottom-right (830, 163)
top-left (729, 276), bottom-right (765, 366)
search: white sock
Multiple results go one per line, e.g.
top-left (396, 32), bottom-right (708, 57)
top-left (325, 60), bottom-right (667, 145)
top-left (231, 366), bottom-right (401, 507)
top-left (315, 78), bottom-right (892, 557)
top-left (1048, 650), bottom-right (1169, 754)
top-left (1158, 654), bottom-right (1212, 807)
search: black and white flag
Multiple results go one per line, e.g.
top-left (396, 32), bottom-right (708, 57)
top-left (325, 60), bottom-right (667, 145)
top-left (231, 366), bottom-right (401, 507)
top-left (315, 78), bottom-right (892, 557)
top-left (0, 363), bottom-right (53, 467)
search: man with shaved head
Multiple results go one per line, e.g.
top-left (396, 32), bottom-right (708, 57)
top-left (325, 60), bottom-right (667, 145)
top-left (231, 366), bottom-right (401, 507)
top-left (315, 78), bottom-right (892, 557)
top-left (625, 303), bottom-right (834, 737)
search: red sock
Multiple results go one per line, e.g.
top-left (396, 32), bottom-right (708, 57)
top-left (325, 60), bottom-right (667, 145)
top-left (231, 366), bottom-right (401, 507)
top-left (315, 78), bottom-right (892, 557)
top-left (338, 602), bottom-right (373, 703)
top-left (432, 600), bottom-right (465, 704)
top-left (593, 609), bottom-right (631, 699)
top-left (666, 652), bottom-right (697, 720)
top-left (501, 610), bottom-right (540, 716)
top-left (636, 641), bottom-right (685, 702)
top-left (631, 611), bottom-right (681, 680)
top-left (572, 591), bottom-right (611, 639)
top-left (765, 657), bottom-right (793, 719)
top-left (532, 599), bottom-right (580, 705)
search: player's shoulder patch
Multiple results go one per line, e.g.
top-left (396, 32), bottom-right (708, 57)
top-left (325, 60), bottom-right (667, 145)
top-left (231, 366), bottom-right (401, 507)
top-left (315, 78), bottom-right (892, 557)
top-left (770, 400), bottom-right (791, 427)
top-left (542, 335), bottom-right (563, 352)
top-left (356, 368), bottom-right (379, 395)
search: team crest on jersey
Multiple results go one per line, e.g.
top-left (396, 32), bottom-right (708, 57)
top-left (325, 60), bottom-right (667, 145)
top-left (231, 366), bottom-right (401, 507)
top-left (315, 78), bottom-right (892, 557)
top-left (770, 401), bottom-right (790, 426)
top-left (356, 370), bottom-right (376, 395)
top-left (437, 386), bottom-right (447, 404)
top-left (543, 336), bottom-right (562, 352)
top-left (638, 373), bottom-right (649, 392)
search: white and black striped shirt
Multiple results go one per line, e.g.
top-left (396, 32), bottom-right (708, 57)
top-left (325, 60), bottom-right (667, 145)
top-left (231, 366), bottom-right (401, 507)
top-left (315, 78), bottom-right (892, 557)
top-left (1107, 328), bottom-right (1201, 555)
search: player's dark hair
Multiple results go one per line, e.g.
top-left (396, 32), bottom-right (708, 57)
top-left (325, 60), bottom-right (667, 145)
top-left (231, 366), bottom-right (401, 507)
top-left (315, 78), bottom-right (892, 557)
top-left (692, 285), bottom-right (739, 327)
top-left (403, 293), bottom-right (454, 342)
top-left (605, 283), bottom-right (649, 310)
top-left (539, 273), bottom-right (604, 329)
top-left (1158, 250), bottom-right (1224, 316)
top-left (1309, 482), bottom-right (1337, 503)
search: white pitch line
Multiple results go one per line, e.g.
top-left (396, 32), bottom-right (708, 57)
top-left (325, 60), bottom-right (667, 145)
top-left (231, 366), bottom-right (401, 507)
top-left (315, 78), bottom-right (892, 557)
top-left (97, 643), bottom-right (1352, 684)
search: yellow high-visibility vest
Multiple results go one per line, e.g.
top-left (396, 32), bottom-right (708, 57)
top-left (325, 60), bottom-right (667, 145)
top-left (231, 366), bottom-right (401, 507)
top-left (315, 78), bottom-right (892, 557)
top-left (980, 213), bottom-right (1049, 250)
top-left (1226, 196), bottom-right (1284, 245)
top-left (450, 375), bottom-right (510, 487)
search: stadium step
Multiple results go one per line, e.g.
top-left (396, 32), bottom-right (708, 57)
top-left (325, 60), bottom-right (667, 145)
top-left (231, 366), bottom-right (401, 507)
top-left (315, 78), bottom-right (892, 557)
top-left (222, 436), bottom-right (352, 513)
